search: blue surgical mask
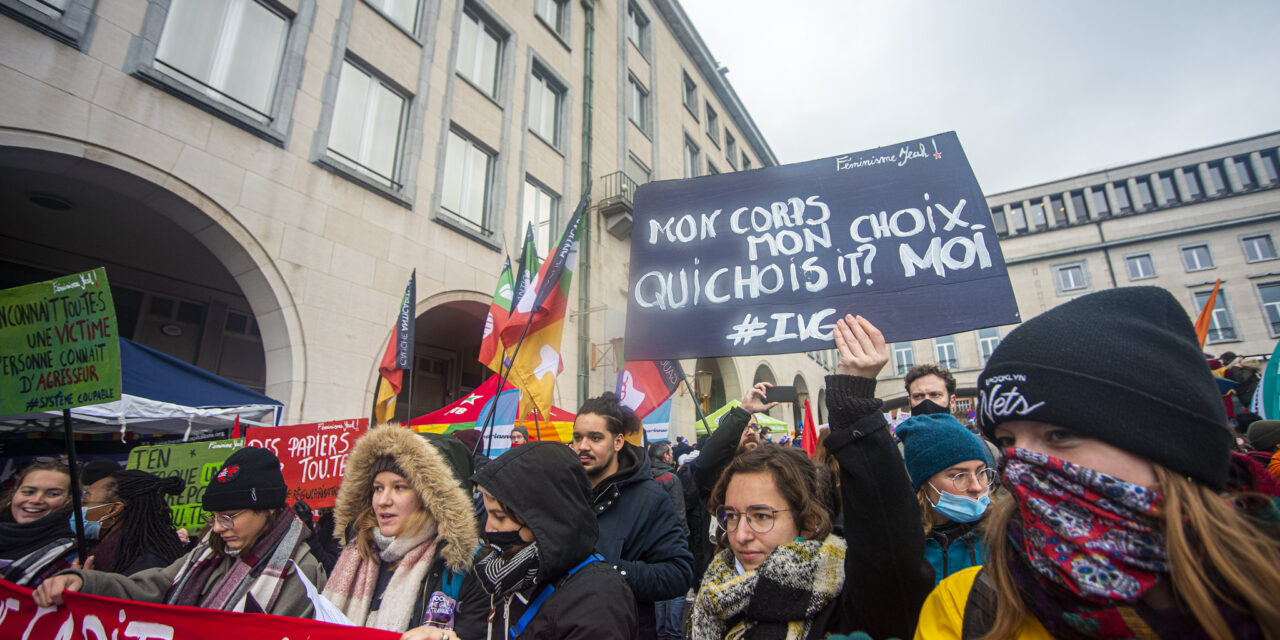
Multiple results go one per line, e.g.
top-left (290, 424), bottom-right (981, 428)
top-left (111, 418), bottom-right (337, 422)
top-left (928, 484), bottom-right (990, 523)
top-left (69, 503), bottom-right (117, 540)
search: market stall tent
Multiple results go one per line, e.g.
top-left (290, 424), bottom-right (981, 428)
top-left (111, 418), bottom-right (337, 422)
top-left (0, 337), bottom-right (283, 436)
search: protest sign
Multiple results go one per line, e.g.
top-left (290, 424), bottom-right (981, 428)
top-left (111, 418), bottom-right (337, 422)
top-left (0, 578), bottom-right (397, 640)
top-left (245, 418), bottom-right (369, 508)
top-left (0, 267), bottom-right (121, 414)
top-left (626, 132), bottom-right (1020, 360)
top-left (127, 438), bottom-right (243, 529)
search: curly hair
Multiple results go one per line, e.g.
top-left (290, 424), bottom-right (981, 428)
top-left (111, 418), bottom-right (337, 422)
top-left (903, 363), bottom-right (956, 396)
top-left (708, 446), bottom-right (833, 548)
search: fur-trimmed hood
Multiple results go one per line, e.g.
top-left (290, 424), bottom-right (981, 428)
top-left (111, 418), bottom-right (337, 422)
top-left (334, 425), bottom-right (478, 571)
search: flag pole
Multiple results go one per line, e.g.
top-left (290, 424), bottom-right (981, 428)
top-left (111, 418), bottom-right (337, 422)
top-left (481, 317), bottom-right (536, 456)
top-left (682, 376), bottom-right (712, 436)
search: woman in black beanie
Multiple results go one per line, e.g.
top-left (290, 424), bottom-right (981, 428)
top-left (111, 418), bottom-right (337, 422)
top-left (34, 447), bottom-right (327, 619)
top-left (917, 287), bottom-right (1280, 639)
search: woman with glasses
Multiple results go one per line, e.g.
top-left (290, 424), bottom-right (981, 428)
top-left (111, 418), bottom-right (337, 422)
top-left (322, 426), bottom-right (482, 639)
top-left (0, 459), bottom-right (76, 586)
top-left (77, 469), bottom-right (186, 576)
top-left (690, 315), bottom-right (934, 640)
top-left (898, 414), bottom-right (996, 584)
top-left (34, 447), bottom-right (327, 619)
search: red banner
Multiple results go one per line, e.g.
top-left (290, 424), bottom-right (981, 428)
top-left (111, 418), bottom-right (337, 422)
top-left (244, 418), bottom-right (369, 509)
top-left (0, 578), bottom-right (395, 640)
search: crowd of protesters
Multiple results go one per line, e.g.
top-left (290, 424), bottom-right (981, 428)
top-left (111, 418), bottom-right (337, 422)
top-left (12, 285), bottom-right (1280, 639)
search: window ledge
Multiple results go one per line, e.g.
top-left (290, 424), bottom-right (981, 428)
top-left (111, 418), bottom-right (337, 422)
top-left (1244, 257), bottom-right (1279, 265)
top-left (132, 67), bottom-right (287, 147)
top-left (530, 130), bottom-right (566, 158)
top-left (456, 73), bottom-right (505, 110)
top-left (683, 103), bottom-right (699, 122)
top-left (314, 155), bottom-right (413, 209)
top-left (1246, 272), bottom-right (1280, 280)
top-left (0, 0), bottom-right (94, 51)
top-left (1183, 266), bottom-right (1218, 274)
top-left (432, 210), bottom-right (503, 252)
top-left (629, 118), bottom-right (651, 141)
top-left (359, 0), bottom-right (425, 44)
top-left (536, 16), bottom-right (572, 52)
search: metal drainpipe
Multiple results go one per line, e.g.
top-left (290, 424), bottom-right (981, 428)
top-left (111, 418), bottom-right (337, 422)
top-left (577, 0), bottom-right (595, 407)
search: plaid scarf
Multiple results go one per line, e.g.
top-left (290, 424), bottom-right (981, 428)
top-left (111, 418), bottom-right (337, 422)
top-left (474, 542), bottom-right (540, 599)
top-left (691, 535), bottom-right (846, 640)
top-left (1005, 449), bottom-right (1280, 639)
top-left (321, 524), bottom-right (439, 631)
top-left (165, 509), bottom-right (306, 613)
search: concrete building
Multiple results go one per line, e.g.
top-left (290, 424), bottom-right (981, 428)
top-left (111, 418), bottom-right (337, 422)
top-left (0, 0), bottom-right (835, 438)
top-left (878, 131), bottom-right (1280, 412)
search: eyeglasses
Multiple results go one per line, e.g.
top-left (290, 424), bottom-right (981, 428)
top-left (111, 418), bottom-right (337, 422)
top-left (715, 506), bottom-right (791, 534)
top-left (940, 468), bottom-right (998, 492)
top-left (200, 510), bottom-right (245, 529)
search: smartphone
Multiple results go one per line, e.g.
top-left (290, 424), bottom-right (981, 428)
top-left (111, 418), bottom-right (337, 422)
top-left (763, 385), bottom-right (797, 404)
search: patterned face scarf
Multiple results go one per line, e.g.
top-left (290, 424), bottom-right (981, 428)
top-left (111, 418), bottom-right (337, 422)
top-left (1002, 447), bottom-right (1167, 604)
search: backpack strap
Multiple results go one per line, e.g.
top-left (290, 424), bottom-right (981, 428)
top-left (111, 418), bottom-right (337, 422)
top-left (961, 567), bottom-right (997, 640)
top-left (509, 553), bottom-right (604, 638)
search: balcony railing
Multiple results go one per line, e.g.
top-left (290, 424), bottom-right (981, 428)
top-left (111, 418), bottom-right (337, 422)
top-left (598, 170), bottom-right (639, 239)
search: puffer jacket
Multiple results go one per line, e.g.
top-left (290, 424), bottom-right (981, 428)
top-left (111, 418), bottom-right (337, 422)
top-left (649, 458), bottom-right (688, 537)
top-left (330, 426), bottom-right (483, 633)
top-left (592, 442), bottom-right (693, 637)
top-left (472, 441), bottom-right (638, 639)
top-left (925, 520), bottom-right (986, 585)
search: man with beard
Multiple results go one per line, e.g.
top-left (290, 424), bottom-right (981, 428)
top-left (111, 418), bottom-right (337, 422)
top-left (903, 363), bottom-right (957, 416)
top-left (572, 392), bottom-right (693, 640)
top-left (676, 382), bottom-right (777, 590)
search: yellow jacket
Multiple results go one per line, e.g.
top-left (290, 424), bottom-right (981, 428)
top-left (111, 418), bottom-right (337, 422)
top-left (914, 566), bottom-right (1052, 640)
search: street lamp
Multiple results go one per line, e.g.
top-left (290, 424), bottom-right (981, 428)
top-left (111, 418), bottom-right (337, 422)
top-left (695, 370), bottom-right (713, 414)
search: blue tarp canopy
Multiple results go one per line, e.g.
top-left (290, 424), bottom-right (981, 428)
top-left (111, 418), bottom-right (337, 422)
top-left (0, 338), bottom-right (283, 435)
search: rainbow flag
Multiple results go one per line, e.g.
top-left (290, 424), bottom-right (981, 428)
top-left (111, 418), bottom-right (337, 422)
top-left (408, 374), bottom-right (575, 457)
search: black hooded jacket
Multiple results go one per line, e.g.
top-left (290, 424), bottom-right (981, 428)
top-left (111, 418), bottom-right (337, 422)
top-left (470, 441), bottom-right (638, 639)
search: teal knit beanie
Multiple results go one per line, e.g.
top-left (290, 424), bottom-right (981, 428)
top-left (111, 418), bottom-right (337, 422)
top-left (897, 414), bottom-right (991, 492)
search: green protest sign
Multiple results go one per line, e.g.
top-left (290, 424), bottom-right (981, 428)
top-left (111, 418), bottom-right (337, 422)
top-left (128, 438), bottom-right (244, 529)
top-left (0, 267), bottom-right (121, 415)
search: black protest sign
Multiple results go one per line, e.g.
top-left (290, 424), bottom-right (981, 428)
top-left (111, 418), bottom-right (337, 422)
top-left (625, 132), bottom-right (1020, 360)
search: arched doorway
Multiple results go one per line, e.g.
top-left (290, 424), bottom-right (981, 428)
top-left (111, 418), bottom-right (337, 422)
top-left (752, 363), bottom-right (785, 424)
top-left (0, 145), bottom-right (293, 400)
top-left (688, 357), bottom-right (740, 438)
top-left (377, 295), bottom-right (490, 423)
top-left (792, 374), bottom-right (809, 436)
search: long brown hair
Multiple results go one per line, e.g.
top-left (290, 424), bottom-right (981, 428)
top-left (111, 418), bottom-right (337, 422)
top-left (1, 459), bottom-right (72, 517)
top-left (977, 465), bottom-right (1280, 640)
top-left (707, 446), bottom-right (832, 549)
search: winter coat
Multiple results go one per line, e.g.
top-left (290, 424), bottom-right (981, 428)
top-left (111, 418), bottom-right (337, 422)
top-left (914, 566), bottom-right (1053, 639)
top-left (810, 374), bottom-right (936, 640)
top-left (329, 425), bottom-right (483, 633)
top-left (68, 540), bottom-right (326, 619)
top-left (925, 520), bottom-right (986, 585)
top-left (680, 406), bottom-right (755, 588)
top-left (592, 442), bottom-right (694, 636)
top-left (472, 441), bottom-right (638, 639)
top-left (649, 459), bottom-right (689, 537)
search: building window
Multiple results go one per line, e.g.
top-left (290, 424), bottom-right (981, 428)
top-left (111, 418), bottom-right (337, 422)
top-left (1124, 252), bottom-right (1156, 281)
top-left (1069, 190), bottom-right (1087, 221)
top-left (441, 130), bottom-right (494, 233)
top-left (1158, 172), bottom-right (1179, 204)
top-left (682, 71), bottom-right (698, 117)
top-left (1008, 205), bottom-right (1026, 232)
top-left (521, 180), bottom-right (558, 257)
top-left (1052, 260), bottom-right (1091, 295)
top-left (933, 336), bottom-right (958, 369)
top-left (1048, 195), bottom-right (1066, 226)
top-left (1193, 290), bottom-right (1236, 343)
top-left (1183, 168), bottom-right (1204, 199)
top-left (1206, 161), bottom-right (1227, 194)
top-left (528, 65), bottom-right (564, 146)
top-left (742, 154), bottom-right (752, 170)
top-left (2, 0), bottom-right (96, 48)
top-left (534, 0), bottom-right (567, 37)
top-left (366, 0), bottom-right (421, 33)
top-left (1181, 243), bottom-right (1215, 272)
top-left (1112, 182), bottom-right (1132, 213)
top-left (1258, 282), bottom-right (1280, 337)
top-left (627, 154), bottom-right (650, 184)
top-left (892, 343), bottom-right (915, 376)
top-left (327, 59), bottom-right (407, 188)
top-left (1091, 187), bottom-right (1110, 217)
top-left (1241, 233), bottom-right (1278, 263)
top-left (152, 0), bottom-right (289, 123)
top-left (726, 130), bottom-right (738, 168)
top-left (626, 75), bottom-right (649, 134)
top-left (989, 205), bottom-right (1008, 236)
top-left (705, 102), bottom-right (719, 146)
top-left (1260, 150), bottom-right (1280, 184)
top-left (457, 6), bottom-right (504, 98)
top-left (683, 136), bottom-right (701, 179)
top-left (707, 161), bottom-right (719, 175)
top-left (976, 328), bottom-right (1001, 365)
top-left (626, 2), bottom-right (649, 56)
top-left (1233, 155), bottom-right (1257, 189)
top-left (1133, 177), bottom-right (1155, 209)
top-left (1027, 201), bottom-right (1046, 230)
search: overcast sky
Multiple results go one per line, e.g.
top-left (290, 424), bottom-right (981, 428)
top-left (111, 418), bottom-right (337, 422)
top-left (679, 1), bottom-right (1280, 194)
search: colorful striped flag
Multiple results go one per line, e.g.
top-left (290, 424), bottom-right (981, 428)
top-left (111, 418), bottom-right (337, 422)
top-left (375, 271), bottom-right (415, 423)
top-left (616, 359), bottom-right (684, 419)
top-left (479, 258), bottom-right (514, 372)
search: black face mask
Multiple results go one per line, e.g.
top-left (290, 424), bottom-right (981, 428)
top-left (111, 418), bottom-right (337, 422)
top-left (484, 530), bottom-right (526, 549)
top-left (912, 398), bottom-right (951, 416)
